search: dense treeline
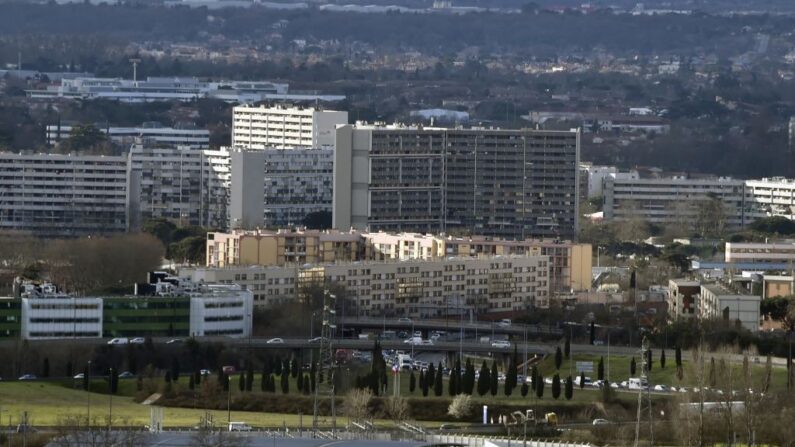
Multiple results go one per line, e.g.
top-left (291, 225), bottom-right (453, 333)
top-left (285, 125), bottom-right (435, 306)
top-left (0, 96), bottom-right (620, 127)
top-left (0, 3), bottom-right (787, 56)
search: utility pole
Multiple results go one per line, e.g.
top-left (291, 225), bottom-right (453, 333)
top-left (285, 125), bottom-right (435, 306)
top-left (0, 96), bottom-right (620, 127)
top-left (108, 368), bottom-right (113, 433)
top-left (87, 360), bottom-right (91, 429)
top-left (633, 336), bottom-right (654, 447)
top-left (313, 290), bottom-right (337, 435)
top-left (129, 58), bottom-right (141, 84)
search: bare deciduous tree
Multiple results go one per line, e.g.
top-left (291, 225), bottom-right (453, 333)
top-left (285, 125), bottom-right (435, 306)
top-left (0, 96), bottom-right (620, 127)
top-left (447, 394), bottom-right (473, 419)
top-left (343, 388), bottom-right (372, 422)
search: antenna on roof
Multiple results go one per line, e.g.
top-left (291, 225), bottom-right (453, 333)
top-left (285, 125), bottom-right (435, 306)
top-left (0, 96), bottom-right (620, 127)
top-left (129, 58), bottom-right (142, 85)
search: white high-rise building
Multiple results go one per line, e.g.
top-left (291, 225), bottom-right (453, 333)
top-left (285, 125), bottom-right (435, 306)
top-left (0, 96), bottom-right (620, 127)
top-left (744, 177), bottom-right (795, 221)
top-left (232, 105), bottom-right (348, 149)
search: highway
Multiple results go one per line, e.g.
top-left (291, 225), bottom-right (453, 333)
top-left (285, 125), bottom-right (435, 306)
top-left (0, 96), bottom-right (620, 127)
top-left (337, 317), bottom-right (563, 338)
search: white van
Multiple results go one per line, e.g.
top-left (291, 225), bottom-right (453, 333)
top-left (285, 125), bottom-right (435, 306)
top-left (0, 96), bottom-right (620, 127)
top-left (628, 377), bottom-right (648, 390)
top-left (228, 422), bottom-right (252, 432)
top-left (107, 338), bottom-right (129, 345)
top-left (397, 354), bottom-right (413, 370)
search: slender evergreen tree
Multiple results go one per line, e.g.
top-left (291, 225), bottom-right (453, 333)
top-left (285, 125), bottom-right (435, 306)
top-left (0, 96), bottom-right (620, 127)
top-left (565, 376), bottom-right (573, 400)
top-left (535, 374), bottom-right (544, 398)
top-left (434, 362), bottom-right (444, 396)
top-left (597, 356), bottom-right (604, 381)
top-left (489, 361), bottom-right (498, 396)
top-left (552, 374), bottom-right (561, 399)
top-left (477, 361), bottom-right (490, 396)
top-left (409, 370), bottom-right (416, 393)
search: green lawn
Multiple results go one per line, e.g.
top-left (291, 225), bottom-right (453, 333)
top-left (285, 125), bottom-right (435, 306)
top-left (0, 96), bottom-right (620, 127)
top-left (0, 381), bottom-right (317, 428)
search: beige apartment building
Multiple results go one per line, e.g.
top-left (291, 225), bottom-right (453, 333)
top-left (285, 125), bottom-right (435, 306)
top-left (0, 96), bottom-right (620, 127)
top-left (181, 255), bottom-right (550, 317)
top-left (206, 230), bottom-right (592, 293)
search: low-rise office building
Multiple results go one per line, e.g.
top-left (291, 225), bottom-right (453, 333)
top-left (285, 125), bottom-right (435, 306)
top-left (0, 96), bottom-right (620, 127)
top-left (697, 283), bottom-right (760, 332)
top-left (181, 255), bottom-right (551, 316)
top-left (762, 275), bottom-right (794, 299)
top-left (46, 122), bottom-right (210, 148)
top-left (725, 241), bottom-right (795, 264)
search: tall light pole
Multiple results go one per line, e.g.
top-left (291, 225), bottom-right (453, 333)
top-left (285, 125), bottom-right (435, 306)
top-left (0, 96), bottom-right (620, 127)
top-left (86, 360), bottom-right (91, 429)
top-left (108, 368), bottom-right (113, 433)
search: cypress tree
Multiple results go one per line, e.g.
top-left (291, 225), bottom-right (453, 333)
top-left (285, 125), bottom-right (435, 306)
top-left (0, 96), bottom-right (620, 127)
top-left (171, 357), bottom-right (180, 382)
top-left (110, 368), bottom-right (119, 394)
top-left (552, 374), bottom-right (561, 399)
top-left (660, 349), bottom-right (666, 369)
top-left (675, 346), bottom-right (682, 368)
top-left (303, 375), bottom-right (311, 395)
top-left (66, 361), bottom-right (73, 378)
top-left (565, 375), bottom-right (573, 400)
top-left (477, 361), bottom-right (489, 396)
top-left (597, 356), bottom-right (604, 381)
top-left (579, 371), bottom-right (585, 389)
top-left (630, 357), bottom-right (637, 376)
top-left (647, 349), bottom-right (653, 372)
top-left (448, 367), bottom-right (457, 396)
top-left (506, 348), bottom-right (518, 394)
top-left (555, 346), bottom-right (563, 370)
top-left (421, 370), bottom-right (430, 397)
top-left (535, 374), bottom-right (544, 398)
top-left (521, 382), bottom-right (529, 397)
top-left (274, 356), bottom-right (283, 375)
top-left (409, 370), bottom-right (416, 393)
top-left (280, 369), bottom-right (289, 394)
top-left (434, 362), bottom-right (443, 396)
top-left (291, 357), bottom-right (298, 378)
top-left (464, 359), bottom-right (475, 394)
top-left (297, 367), bottom-right (304, 392)
top-left (564, 336), bottom-right (571, 359)
top-left (489, 361), bottom-right (498, 396)
top-left (238, 372), bottom-right (245, 392)
top-left (310, 362), bottom-right (317, 393)
top-left (189, 374), bottom-right (195, 391)
top-left (530, 366), bottom-right (538, 391)
top-left (246, 363), bottom-right (254, 391)
top-left (42, 358), bottom-right (50, 378)
top-left (223, 373), bottom-right (229, 391)
top-left (589, 321), bottom-right (595, 345)
top-left (261, 370), bottom-right (267, 392)
top-left (420, 370), bottom-right (428, 396)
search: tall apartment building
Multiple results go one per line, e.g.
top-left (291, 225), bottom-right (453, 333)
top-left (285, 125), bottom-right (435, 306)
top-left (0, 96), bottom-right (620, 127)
top-left (333, 124), bottom-right (580, 240)
top-left (46, 122), bottom-right (210, 148)
top-left (181, 255), bottom-right (551, 316)
top-left (205, 229), bottom-right (591, 293)
top-left (229, 148), bottom-right (333, 229)
top-left (580, 164), bottom-right (639, 199)
top-left (232, 105), bottom-right (348, 149)
top-left (128, 145), bottom-right (230, 229)
top-left (0, 152), bottom-right (132, 237)
top-left (603, 176), bottom-right (750, 231)
top-left (744, 177), bottom-right (795, 220)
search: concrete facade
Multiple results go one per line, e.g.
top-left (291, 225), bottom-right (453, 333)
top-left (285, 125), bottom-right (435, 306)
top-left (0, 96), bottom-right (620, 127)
top-left (46, 123), bottom-right (210, 148)
top-left (698, 283), bottom-right (760, 332)
top-left (667, 279), bottom-right (700, 321)
top-left (333, 124), bottom-right (580, 240)
top-left (0, 152), bottom-right (131, 237)
top-left (181, 255), bottom-right (551, 316)
top-left (229, 148), bottom-right (333, 229)
top-left (232, 105), bottom-right (348, 149)
top-left (725, 241), bottom-right (795, 264)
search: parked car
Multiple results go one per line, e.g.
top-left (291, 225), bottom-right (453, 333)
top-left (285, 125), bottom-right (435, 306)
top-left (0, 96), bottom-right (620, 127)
top-left (166, 338), bottom-right (183, 344)
top-left (266, 338), bottom-right (284, 344)
top-left (222, 366), bottom-right (236, 375)
top-left (491, 340), bottom-right (511, 348)
top-left (592, 419), bottom-right (611, 426)
top-left (497, 319), bottom-right (512, 328)
top-left (130, 337), bottom-right (145, 344)
top-left (397, 317), bottom-right (412, 323)
top-left (18, 374), bottom-right (37, 381)
top-left (118, 371), bottom-right (135, 379)
top-left (308, 337), bottom-right (327, 343)
top-left (107, 338), bottom-right (129, 345)
top-left (420, 339), bottom-right (434, 345)
top-left (200, 369), bottom-right (212, 376)
top-left (73, 373), bottom-right (85, 380)
top-left (653, 384), bottom-right (669, 392)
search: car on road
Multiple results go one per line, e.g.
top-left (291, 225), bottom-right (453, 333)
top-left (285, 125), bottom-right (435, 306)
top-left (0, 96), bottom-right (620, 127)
top-left (593, 340), bottom-right (605, 346)
top-left (403, 337), bottom-right (422, 345)
top-left (497, 319), bottom-right (512, 328)
top-left (266, 338), bottom-right (284, 344)
top-left (592, 419), bottom-right (611, 426)
top-left (397, 317), bottom-right (412, 323)
top-left (18, 374), bottom-right (37, 381)
top-left (130, 337), bottom-right (145, 344)
top-left (420, 339), bottom-right (434, 345)
top-left (653, 384), bottom-right (669, 392)
top-left (118, 371), bottom-right (135, 379)
top-left (166, 338), bottom-right (183, 344)
top-left (308, 337), bottom-right (328, 343)
top-left (73, 373), bottom-right (85, 380)
top-left (107, 338), bottom-right (129, 345)
top-left (228, 422), bottom-right (252, 432)
top-left (491, 340), bottom-right (511, 348)
top-left (200, 369), bottom-right (212, 376)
